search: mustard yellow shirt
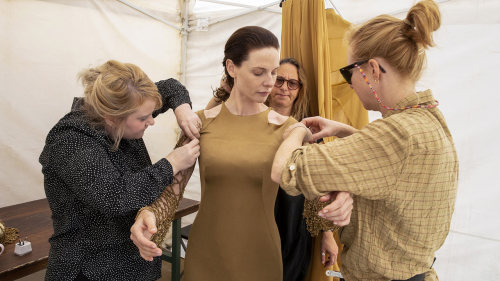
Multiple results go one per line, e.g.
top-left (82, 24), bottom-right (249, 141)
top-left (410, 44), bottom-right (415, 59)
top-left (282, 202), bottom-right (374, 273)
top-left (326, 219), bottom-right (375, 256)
top-left (281, 90), bottom-right (458, 281)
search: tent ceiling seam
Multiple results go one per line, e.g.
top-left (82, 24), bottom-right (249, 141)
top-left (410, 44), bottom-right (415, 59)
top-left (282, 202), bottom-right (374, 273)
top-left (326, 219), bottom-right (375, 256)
top-left (450, 230), bottom-right (500, 243)
top-left (115, 0), bottom-right (182, 31)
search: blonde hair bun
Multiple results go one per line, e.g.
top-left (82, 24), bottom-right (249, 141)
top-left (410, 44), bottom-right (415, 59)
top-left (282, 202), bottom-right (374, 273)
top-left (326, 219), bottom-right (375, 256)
top-left (405, 0), bottom-right (441, 48)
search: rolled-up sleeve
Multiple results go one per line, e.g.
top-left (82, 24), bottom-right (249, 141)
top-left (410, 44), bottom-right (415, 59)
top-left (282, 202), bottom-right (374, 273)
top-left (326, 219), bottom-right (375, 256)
top-left (281, 119), bottom-right (409, 201)
top-left (281, 146), bottom-right (321, 199)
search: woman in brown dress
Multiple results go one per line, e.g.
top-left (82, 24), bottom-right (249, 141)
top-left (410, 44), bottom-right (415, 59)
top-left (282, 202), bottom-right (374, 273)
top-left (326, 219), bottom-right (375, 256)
top-left (133, 26), bottom-right (294, 281)
top-left (130, 26), bottom-right (353, 281)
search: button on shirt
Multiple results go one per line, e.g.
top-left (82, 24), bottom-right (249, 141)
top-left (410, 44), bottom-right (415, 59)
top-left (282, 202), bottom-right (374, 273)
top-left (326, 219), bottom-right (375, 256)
top-left (281, 90), bottom-right (458, 281)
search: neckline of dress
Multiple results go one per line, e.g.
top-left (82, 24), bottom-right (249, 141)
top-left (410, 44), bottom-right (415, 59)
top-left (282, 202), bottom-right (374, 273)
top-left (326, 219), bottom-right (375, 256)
top-left (221, 102), bottom-right (271, 118)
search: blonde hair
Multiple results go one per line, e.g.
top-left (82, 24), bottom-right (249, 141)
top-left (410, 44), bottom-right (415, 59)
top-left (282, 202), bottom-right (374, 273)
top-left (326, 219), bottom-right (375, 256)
top-left (78, 60), bottom-right (162, 150)
top-left (347, 0), bottom-right (441, 81)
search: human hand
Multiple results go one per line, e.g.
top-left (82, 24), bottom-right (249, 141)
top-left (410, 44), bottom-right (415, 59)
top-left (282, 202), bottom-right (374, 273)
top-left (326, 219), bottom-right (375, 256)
top-left (283, 122), bottom-right (313, 143)
top-left (321, 231), bottom-right (338, 266)
top-left (174, 103), bottom-right (201, 140)
top-left (130, 209), bottom-right (162, 261)
top-left (318, 191), bottom-right (353, 226)
top-left (166, 138), bottom-right (200, 175)
top-left (301, 117), bottom-right (356, 142)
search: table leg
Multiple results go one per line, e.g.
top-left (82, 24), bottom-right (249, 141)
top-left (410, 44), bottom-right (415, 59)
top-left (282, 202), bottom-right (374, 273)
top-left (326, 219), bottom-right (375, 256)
top-left (171, 218), bottom-right (181, 281)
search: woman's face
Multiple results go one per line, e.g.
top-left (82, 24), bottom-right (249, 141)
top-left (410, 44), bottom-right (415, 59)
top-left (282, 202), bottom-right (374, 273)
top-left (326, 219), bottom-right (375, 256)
top-left (269, 63), bottom-right (300, 110)
top-left (229, 47), bottom-right (280, 104)
top-left (122, 98), bottom-right (156, 139)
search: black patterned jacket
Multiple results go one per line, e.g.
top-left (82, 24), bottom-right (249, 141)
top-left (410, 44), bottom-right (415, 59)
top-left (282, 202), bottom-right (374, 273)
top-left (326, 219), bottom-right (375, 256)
top-left (40, 79), bottom-right (190, 281)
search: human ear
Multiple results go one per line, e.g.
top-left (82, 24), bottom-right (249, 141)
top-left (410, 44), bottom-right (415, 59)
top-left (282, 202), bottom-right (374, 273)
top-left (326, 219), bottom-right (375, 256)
top-left (226, 59), bottom-right (236, 79)
top-left (104, 116), bottom-right (117, 128)
top-left (368, 59), bottom-right (381, 81)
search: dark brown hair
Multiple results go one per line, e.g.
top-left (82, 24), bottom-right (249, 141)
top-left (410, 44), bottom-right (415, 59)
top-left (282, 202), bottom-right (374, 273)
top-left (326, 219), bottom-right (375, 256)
top-left (268, 58), bottom-right (309, 120)
top-left (214, 26), bottom-right (280, 102)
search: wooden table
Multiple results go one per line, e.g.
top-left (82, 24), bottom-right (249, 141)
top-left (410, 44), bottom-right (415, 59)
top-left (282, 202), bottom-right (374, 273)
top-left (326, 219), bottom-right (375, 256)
top-left (0, 198), bottom-right (199, 281)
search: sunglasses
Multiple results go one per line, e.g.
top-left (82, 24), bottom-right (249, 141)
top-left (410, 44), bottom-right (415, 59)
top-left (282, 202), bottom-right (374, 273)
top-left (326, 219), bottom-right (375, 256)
top-left (275, 76), bottom-right (302, 90)
top-left (339, 60), bottom-right (386, 84)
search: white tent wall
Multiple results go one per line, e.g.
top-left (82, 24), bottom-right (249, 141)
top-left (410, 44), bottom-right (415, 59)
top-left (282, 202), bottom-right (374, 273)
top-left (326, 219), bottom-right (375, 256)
top-left (419, 1), bottom-right (500, 279)
top-left (0, 0), bottom-right (182, 207)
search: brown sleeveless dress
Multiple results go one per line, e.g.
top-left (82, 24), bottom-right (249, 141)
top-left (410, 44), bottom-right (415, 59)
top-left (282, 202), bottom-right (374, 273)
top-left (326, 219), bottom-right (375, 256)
top-left (183, 103), bottom-right (296, 281)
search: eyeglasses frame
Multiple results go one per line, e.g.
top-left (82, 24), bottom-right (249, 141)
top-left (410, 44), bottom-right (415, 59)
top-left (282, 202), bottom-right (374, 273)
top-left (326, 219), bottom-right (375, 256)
top-left (274, 76), bottom-right (302, 91)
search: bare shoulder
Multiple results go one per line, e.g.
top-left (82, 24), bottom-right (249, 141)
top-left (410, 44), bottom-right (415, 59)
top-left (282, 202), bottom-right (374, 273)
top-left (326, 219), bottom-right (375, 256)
top-left (268, 110), bottom-right (293, 125)
top-left (203, 104), bottom-right (222, 119)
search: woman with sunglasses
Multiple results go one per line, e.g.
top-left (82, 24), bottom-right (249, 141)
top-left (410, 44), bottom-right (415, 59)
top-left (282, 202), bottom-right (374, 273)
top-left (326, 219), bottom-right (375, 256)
top-left (271, 1), bottom-right (458, 280)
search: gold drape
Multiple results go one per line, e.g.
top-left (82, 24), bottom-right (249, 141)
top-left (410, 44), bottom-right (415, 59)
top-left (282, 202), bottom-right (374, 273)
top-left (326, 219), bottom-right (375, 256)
top-left (281, 0), bottom-right (369, 280)
top-left (281, 0), bottom-right (368, 130)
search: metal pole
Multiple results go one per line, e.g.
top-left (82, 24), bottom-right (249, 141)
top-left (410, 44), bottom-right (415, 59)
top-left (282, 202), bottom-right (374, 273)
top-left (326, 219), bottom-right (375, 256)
top-left (181, 0), bottom-right (189, 84)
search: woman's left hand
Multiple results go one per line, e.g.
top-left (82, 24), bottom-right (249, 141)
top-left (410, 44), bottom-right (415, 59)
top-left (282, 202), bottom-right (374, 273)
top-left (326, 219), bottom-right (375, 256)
top-left (321, 230), bottom-right (338, 266)
top-left (318, 191), bottom-right (353, 226)
top-left (174, 103), bottom-right (202, 140)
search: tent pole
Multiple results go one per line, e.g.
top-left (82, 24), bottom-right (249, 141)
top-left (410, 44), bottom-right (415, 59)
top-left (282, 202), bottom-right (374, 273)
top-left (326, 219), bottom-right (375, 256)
top-left (181, 0), bottom-right (189, 84)
top-left (115, 0), bottom-right (181, 31)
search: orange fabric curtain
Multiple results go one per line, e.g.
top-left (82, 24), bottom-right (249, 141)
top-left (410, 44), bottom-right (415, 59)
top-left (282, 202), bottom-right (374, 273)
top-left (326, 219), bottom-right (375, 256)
top-left (281, 1), bottom-right (369, 280)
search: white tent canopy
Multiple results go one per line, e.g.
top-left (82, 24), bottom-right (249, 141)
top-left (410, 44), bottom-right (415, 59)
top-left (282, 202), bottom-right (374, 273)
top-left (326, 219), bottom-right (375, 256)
top-left (1, 0), bottom-right (499, 280)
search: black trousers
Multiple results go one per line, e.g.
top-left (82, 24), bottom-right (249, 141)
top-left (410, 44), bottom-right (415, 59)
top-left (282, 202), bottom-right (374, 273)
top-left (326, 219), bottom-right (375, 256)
top-left (393, 273), bottom-right (425, 281)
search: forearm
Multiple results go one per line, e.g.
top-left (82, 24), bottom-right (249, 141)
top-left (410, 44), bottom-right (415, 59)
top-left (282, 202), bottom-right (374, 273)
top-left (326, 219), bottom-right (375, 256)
top-left (334, 122), bottom-right (358, 138)
top-left (62, 148), bottom-right (173, 217)
top-left (154, 79), bottom-right (191, 116)
top-left (271, 127), bottom-right (308, 184)
top-left (143, 135), bottom-right (196, 246)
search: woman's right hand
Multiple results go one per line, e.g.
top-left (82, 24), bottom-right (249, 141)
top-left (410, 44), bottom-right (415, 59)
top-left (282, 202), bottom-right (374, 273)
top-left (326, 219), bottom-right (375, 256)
top-left (301, 117), bottom-right (357, 142)
top-left (130, 210), bottom-right (162, 261)
top-left (166, 138), bottom-right (200, 175)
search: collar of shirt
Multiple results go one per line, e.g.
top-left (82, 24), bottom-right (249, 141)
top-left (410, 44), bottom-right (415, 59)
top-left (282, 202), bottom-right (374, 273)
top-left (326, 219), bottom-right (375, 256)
top-left (383, 89), bottom-right (435, 118)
